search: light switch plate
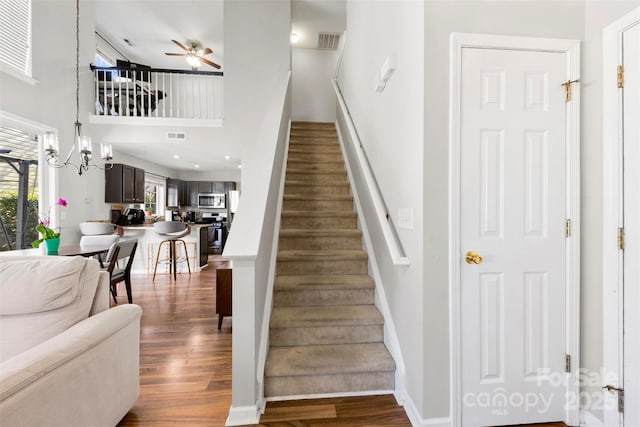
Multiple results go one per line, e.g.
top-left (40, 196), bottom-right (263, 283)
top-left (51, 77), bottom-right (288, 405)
top-left (397, 208), bottom-right (413, 230)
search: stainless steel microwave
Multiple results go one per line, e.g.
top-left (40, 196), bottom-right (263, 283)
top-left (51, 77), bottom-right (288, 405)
top-left (198, 193), bottom-right (226, 209)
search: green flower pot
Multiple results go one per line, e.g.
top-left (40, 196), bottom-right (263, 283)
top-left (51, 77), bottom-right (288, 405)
top-left (45, 237), bottom-right (60, 255)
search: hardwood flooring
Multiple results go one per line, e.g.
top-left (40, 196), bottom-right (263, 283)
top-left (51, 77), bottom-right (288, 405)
top-left (115, 255), bottom-right (566, 427)
top-left (117, 256), bottom-right (233, 426)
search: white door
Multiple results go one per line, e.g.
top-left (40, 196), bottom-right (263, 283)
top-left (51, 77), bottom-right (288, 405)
top-left (623, 20), bottom-right (640, 427)
top-left (460, 47), bottom-right (568, 426)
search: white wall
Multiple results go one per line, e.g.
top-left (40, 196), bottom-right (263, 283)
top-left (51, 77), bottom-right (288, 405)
top-left (222, 1), bottom-right (291, 424)
top-left (582, 1), bottom-right (640, 421)
top-left (338, 0), bottom-right (425, 418)
top-left (291, 48), bottom-right (339, 122)
top-left (0, 0), bottom-right (111, 244)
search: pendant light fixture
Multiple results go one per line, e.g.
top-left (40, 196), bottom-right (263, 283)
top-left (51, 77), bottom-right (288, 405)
top-left (44, 0), bottom-right (112, 175)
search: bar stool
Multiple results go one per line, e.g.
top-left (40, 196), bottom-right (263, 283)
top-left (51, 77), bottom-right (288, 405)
top-left (152, 221), bottom-right (191, 280)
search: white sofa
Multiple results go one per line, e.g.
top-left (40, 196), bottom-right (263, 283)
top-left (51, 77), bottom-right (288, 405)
top-left (0, 256), bottom-right (142, 427)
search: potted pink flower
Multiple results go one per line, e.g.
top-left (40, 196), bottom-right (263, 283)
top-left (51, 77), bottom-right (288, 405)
top-left (31, 198), bottom-right (68, 253)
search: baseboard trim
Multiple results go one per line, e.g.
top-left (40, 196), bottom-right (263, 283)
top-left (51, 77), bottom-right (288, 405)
top-left (581, 410), bottom-right (604, 427)
top-left (225, 405), bottom-right (260, 426)
top-left (265, 389), bottom-right (395, 403)
top-left (422, 418), bottom-right (451, 427)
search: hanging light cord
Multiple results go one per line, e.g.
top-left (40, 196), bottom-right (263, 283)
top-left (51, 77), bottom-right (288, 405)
top-left (75, 0), bottom-right (81, 136)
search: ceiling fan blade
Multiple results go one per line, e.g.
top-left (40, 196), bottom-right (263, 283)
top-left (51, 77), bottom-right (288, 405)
top-left (200, 57), bottom-right (221, 69)
top-left (171, 39), bottom-right (188, 51)
top-left (200, 47), bottom-right (213, 55)
top-left (165, 52), bottom-right (186, 56)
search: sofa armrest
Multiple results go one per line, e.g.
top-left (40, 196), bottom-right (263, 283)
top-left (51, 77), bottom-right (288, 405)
top-left (0, 304), bottom-right (142, 426)
top-left (89, 270), bottom-right (111, 316)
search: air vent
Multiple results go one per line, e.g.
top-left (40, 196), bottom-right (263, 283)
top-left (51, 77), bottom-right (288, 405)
top-left (317, 32), bottom-right (341, 50)
top-left (167, 132), bottom-right (186, 140)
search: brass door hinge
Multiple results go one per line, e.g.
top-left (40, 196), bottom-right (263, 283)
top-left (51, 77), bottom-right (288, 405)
top-left (565, 219), bottom-right (572, 238)
top-left (565, 354), bottom-right (571, 372)
top-left (561, 79), bottom-right (580, 102)
top-left (618, 227), bottom-right (625, 251)
top-left (617, 65), bottom-right (624, 88)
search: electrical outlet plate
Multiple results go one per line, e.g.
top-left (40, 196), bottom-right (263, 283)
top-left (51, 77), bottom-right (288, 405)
top-left (397, 208), bottom-right (413, 230)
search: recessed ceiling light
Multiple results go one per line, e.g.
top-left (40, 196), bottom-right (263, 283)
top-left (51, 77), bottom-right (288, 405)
top-left (237, 165), bottom-right (242, 169)
top-left (224, 155), bottom-right (231, 160)
top-left (194, 164), bottom-right (200, 168)
top-left (173, 154), bottom-right (181, 159)
top-left (290, 33), bottom-right (299, 44)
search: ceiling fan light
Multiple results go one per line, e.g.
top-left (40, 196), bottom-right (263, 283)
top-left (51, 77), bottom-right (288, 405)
top-left (186, 55), bottom-right (200, 67)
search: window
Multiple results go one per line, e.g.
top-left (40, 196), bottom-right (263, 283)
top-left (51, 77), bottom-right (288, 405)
top-left (0, 0), bottom-right (32, 77)
top-left (144, 176), bottom-right (165, 217)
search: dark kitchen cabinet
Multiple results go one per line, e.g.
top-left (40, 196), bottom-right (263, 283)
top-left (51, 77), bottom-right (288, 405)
top-left (213, 181), bottom-right (225, 193)
top-left (224, 182), bottom-right (237, 192)
top-left (178, 181), bottom-right (189, 206)
top-left (188, 182), bottom-right (199, 207)
top-left (105, 164), bottom-right (145, 203)
top-left (199, 226), bottom-right (208, 267)
top-left (198, 181), bottom-right (213, 193)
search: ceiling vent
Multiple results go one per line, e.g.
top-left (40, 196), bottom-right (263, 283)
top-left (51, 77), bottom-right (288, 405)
top-left (317, 32), bottom-right (341, 50)
top-left (167, 132), bottom-right (186, 140)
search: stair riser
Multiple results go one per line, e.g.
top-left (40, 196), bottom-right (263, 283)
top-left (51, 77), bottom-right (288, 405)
top-left (290, 131), bottom-right (337, 137)
top-left (277, 259), bottom-right (367, 275)
top-left (273, 288), bottom-right (374, 307)
top-left (283, 199), bottom-right (353, 211)
top-left (284, 184), bottom-right (350, 196)
top-left (285, 173), bottom-right (347, 184)
top-left (288, 150), bottom-right (342, 160)
top-left (279, 235), bottom-right (362, 250)
top-left (264, 372), bottom-right (394, 397)
top-left (287, 161), bottom-right (345, 172)
top-left (288, 153), bottom-right (343, 162)
top-left (280, 216), bottom-right (357, 229)
top-left (270, 325), bottom-right (383, 346)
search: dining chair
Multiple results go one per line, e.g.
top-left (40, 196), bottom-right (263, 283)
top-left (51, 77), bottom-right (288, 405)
top-left (102, 238), bottom-right (138, 304)
top-left (152, 221), bottom-right (191, 280)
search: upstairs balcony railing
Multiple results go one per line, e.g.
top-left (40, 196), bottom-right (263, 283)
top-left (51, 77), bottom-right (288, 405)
top-left (90, 64), bottom-right (223, 121)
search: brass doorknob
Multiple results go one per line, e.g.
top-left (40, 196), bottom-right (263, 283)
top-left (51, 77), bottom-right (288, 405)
top-left (465, 251), bottom-right (483, 264)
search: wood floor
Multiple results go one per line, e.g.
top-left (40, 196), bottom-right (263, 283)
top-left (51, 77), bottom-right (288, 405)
top-left (117, 256), bottom-right (233, 426)
top-left (115, 255), bottom-right (566, 426)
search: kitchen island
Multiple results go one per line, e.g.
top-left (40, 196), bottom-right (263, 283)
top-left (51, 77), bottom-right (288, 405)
top-left (121, 223), bottom-right (210, 275)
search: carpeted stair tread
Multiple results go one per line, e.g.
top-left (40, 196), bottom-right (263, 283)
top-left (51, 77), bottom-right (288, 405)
top-left (271, 305), bottom-right (383, 328)
top-left (283, 194), bottom-right (353, 201)
top-left (279, 229), bottom-right (361, 238)
top-left (274, 274), bottom-right (374, 290)
top-left (278, 250), bottom-right (368, 261)
top-left (281, 210), bottom-right (357, 219)
top-left (265, 343), bottom-right (395, 377)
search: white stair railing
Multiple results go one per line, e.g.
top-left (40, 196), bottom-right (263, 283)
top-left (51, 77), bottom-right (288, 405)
top-left (91, 65), bottom-right (223, 120)
top-left (332, 78), bottom-right (410, 266)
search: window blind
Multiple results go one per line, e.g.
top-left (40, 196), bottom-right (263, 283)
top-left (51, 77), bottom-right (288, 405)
top-left (0, 0), bottom-right (32, 76)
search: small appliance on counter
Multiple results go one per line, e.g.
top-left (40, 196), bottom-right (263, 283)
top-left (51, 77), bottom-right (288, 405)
top-left (117, 208), bottom-right (145, 225)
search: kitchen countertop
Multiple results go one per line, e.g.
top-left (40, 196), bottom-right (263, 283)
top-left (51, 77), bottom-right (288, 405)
top-left (122, 223), bottom-right (211, 230)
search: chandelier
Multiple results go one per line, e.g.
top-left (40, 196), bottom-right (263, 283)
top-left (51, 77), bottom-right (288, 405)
top-left (43, 0), bottom-right (112, 175)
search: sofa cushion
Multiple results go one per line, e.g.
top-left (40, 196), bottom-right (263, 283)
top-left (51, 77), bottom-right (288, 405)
top-left (0, 256), bottom-right (101, 362)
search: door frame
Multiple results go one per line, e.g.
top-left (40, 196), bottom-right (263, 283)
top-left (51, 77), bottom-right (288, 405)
top-left (448, 33), bottom-right (581, 427)
top-left (602, 7), bottom-right (640, 427)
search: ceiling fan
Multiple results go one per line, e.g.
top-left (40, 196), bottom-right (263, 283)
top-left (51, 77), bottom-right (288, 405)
top-left (165, 40), bottom-right (221, 70)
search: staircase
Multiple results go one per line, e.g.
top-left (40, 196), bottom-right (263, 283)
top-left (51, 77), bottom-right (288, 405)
top-left (264, 121), bottom-right (395, 398)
